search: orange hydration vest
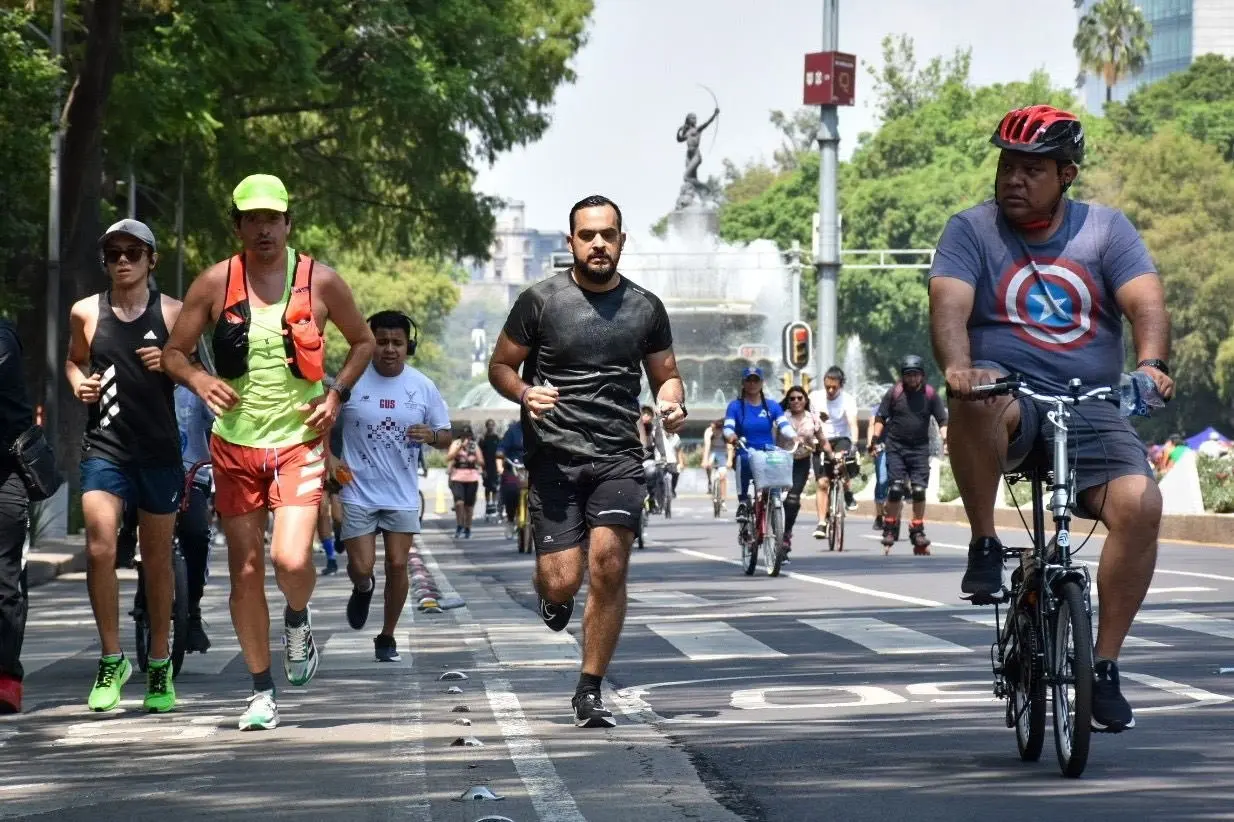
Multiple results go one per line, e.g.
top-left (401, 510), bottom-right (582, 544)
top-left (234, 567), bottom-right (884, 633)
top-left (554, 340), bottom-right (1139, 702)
top-left (211, 251), bottom-right (326, 383)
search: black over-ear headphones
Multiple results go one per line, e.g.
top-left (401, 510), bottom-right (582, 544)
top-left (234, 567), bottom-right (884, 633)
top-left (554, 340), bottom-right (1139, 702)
top-left (367, 310), bottom-right (420, 357)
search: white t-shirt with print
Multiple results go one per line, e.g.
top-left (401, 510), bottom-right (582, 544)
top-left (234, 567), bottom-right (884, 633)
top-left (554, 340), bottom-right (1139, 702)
top-left (338, 363), bottom-right (450, 511)
top-left (810, 389), bottom-right (858, 440)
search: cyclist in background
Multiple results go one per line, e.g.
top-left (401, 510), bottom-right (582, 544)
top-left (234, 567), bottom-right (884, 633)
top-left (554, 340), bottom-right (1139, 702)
top-left (809, 365), bottom-right (859, 539)
top-left (702, 419), bottom-right (731, 504)
top-left (639, 405), bottom-right (667, 512)
top-left (866, 402), bottom-right (890, 530)
top-left (480, 419), bottom-right (501, 519)
top-left (723, 366), bottom-right (796, 524)
top-left (496, 419), bottom-right (526, 529)
top-left (174, 381), bottom-right (215, 653)
top-left (930, 104), bottom-right (1173, 732)
top-left (781, 385), bottom-right (826, 553)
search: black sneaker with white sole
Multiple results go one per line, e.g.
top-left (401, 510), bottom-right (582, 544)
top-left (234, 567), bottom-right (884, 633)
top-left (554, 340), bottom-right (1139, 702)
top-left (347, 577), bottom-right (375, 630)
top-left (374, 634), bottom-right (402, 663)
top-left (572, 691), bottom-right (616, 728)
top-left (961, 536), bottom-right (1005, 596)
top-left (539, 596), bottom-right (574, 632)
top-left (1091, 659), bottom-right (1135, 732)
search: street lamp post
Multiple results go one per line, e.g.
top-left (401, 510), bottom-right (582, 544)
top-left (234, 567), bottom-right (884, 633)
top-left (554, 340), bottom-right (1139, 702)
top-left (43, 0), bottom-right (64, 445)
top-left (815, 0), bottom-right (840, 375)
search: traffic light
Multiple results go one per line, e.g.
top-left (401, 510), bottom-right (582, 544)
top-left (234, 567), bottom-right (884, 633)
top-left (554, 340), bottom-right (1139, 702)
top-left (782, 322), bottom-right (812, 372)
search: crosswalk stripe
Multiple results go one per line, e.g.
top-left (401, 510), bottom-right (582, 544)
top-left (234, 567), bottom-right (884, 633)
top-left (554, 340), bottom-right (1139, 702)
top-left (951, 611), bottom-right (1171, 648)
top-left (178, 639), bottom-right (242, 676)
top-left (484, 624), bottom-right (579, 667)
top-left (647, 621), bottom-right (786, 661)
top-left (801, 617), bottom-right (970, 655)
top-left (1135, 610), bottom-right (1234, 641)
top-left (629, 591), bottom-right (714, 608)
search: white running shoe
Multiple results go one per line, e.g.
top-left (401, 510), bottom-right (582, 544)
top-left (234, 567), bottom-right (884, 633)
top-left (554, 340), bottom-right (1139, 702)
top-left (239, 689), bottom-right (279, 731)
top-left (283, 607), bottom-right (320, 687)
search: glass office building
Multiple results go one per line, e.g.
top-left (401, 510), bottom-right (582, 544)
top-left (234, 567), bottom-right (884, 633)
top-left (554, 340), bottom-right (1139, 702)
top-left (1077, 0), bottom-right (1234, 111)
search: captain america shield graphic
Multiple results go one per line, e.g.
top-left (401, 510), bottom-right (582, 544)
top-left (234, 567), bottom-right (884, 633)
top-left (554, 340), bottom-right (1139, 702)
top-left (996, 257), bottom-right (1100, 351)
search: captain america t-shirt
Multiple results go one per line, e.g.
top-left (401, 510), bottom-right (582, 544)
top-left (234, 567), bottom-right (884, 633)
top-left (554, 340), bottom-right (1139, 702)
top-left (929, 199), bottom-right (1156, 393)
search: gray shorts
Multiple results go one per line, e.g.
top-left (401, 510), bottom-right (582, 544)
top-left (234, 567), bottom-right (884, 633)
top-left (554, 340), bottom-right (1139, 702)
top-left (974, 360), bottom-right (1151, 519)
top-left (340, 503), bottom-right (421, 540)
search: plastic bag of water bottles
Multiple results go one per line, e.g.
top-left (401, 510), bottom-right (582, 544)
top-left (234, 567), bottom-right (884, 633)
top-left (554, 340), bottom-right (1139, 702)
top-left (1119, 371), bottom-right (1165, 418)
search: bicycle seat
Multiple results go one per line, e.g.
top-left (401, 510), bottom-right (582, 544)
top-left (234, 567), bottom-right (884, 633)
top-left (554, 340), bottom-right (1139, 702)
top-left (961, 589), bottom-right (1009, 606)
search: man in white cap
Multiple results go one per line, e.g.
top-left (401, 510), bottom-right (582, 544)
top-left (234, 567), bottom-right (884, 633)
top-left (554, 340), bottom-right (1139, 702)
top-left (65, 219), bottom-right (184, 714)
top-left (163, 174), bottom-right (374, 731)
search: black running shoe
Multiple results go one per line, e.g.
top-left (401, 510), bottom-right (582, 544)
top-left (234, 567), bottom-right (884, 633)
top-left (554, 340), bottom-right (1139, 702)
top-left (961, 536), bottom-right (1005, 596)
top-left (539, 596), bottom-right (574, 632)
top-left (374, 634), bottom-right (402, 663)
top-left (1091, 659), bottom-right (1135, 732)
top-left (735, 501), bottom-right (751, 523)
top-left (872, 515), bottom-right (883, 531)
top-left (572, 691), bottom-right (616, 728)
top-left (347, 577), bottom-right (375, 630)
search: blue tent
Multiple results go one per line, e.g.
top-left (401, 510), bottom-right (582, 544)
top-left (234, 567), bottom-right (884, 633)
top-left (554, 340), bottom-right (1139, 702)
top-left (1186, 427), bottom-right (1232, 450)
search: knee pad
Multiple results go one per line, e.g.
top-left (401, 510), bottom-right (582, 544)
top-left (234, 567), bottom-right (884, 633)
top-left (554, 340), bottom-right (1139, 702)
top-left (910, 484), bottom-right (927, 503)
top-left (887, 481), bottom-right (907, 503)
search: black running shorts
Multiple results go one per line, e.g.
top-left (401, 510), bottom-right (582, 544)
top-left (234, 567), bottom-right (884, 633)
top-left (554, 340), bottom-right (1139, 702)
top-left (528, 451), bottom-right (647, 553)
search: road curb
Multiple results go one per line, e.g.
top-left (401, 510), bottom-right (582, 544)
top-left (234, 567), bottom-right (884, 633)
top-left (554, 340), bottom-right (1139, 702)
top-left (25, 536), bottom-right (87, 589)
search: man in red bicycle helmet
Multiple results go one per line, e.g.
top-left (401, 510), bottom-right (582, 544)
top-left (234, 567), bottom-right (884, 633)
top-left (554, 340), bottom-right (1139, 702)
top-left (929, 105), bottom-right (1174, 733)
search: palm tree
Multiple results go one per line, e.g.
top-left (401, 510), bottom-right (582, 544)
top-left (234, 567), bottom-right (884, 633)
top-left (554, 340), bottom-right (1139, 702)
top-left (1074, 0), bottom-right (1152, 103)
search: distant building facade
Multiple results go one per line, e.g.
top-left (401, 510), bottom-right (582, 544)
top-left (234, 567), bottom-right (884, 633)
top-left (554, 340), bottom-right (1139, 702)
top-left (1078, 0), bottom-right (1234, 112)
top-left (462, 201), bottom-right (567, 307)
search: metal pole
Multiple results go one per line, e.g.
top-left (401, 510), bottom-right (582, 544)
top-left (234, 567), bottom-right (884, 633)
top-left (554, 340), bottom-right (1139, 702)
top-left (789, 239), bottom-right (802, 324)
top-left (44, 0), bottom-right (63, 443)
top-left (815, 0), bottom-right (840, 374)
top-left (175, 153), bottom-right (185, 297)
top-left (127, 165), bottom-right (137, 219)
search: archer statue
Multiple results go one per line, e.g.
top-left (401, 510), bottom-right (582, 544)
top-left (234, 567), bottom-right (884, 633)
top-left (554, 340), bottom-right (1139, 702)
top-left (675, 102), bottom-right (720, 209)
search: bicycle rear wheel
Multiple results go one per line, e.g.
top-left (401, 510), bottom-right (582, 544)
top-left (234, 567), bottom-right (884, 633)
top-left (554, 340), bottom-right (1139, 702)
top-left (1052, 580), bottom-right (1094, 778)
top-left (713, 478), bottom-right (723, 517)
top-left (1008, 608), bottom-right (1046, 761)
top-left (132, 564), bottom-right (149, 674)
top-left (663, 474), bottom-right (672, 519)
top-left (741, 509), bottom-right (757, 575)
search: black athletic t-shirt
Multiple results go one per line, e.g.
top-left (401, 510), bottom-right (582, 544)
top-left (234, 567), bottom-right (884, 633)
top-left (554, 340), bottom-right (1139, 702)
top-left (875, 384), bottom-right (947, 450)
top-left (503, 271), bottom-right (673, 462)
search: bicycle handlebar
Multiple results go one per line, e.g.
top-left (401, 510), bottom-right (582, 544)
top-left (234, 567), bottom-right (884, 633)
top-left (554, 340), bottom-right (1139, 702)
top-left (968, 379), bottom-right (1116, 406)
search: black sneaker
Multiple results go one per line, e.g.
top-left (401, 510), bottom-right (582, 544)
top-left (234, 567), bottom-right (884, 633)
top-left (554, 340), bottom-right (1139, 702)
top-left (347, 577), bottom-right (375, 630)
top-left (873, 515), bottom-right (883, 531)
top-left (735, 502), bottom-right (751, 523)
top-left (539, 596), bottom-right (574, 632)
top-left (463, 527), bottom-right (471, 539)
top-left (572, 691), bottom-right (616, 728)
top-left (961, 537), bottom-right (1005, 596)
top-left (374, 634), bottom-right (402, 663)
top-left (1091, 659), bottom-right (1135, 732)
top-left (186, 611), bottom-right (211, 653)
top-left (321, 558), bottom-right (338, 576)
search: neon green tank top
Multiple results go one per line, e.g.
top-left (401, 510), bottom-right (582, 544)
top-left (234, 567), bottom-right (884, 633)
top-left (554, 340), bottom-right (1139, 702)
top-left (212, 248), bottom-right (324, 448)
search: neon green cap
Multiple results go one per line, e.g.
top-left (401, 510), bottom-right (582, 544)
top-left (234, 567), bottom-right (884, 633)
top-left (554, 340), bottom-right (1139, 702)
top-left (232, 174), bottom-right (289, 212)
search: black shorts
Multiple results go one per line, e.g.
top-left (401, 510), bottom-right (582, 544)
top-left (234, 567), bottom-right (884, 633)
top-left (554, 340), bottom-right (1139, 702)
top-left (450, 480), bottom-right (479, 507)
top-left (816, 436), bottom-right (854, 477)
top-left (885, 445), bottom-right (931, 487)
top-left (528, 452), bottom-right (647, 553)
top-left (482, 470), bottom-right (499, 493)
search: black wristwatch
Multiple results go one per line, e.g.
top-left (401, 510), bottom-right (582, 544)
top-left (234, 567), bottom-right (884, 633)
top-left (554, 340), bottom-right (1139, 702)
top-left (1137, 359), bottom-right (1170, 376)
top-left (324, 377), bottom-right (352, 403)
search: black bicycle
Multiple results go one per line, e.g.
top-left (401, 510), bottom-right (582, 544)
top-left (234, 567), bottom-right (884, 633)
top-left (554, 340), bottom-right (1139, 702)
top-left (966, 378), bottom-right (1148, 778)
top-left (129, 461), bottom-right (210, 677)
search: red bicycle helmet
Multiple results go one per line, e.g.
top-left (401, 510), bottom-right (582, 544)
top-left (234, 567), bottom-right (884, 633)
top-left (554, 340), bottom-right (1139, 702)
top-left (991, 105), bottom-right (1085, 166)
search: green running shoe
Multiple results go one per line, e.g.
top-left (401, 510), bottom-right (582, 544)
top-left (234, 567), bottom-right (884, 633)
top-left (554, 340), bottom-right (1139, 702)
top-left (87, 655), bottom-right (132, 712)
top-left (239, 689), bottom-right (279, 731)
top-left (143, 659), bottom-right (176, 713)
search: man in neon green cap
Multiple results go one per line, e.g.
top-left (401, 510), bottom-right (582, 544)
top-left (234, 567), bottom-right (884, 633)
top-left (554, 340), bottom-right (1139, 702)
top-left (163, 173), bottom-right (374, 731)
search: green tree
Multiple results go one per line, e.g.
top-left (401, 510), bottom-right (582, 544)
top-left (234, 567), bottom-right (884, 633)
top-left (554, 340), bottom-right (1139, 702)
top-left (1074, 0), bottom-right (1151, 104)
top-left (864, 34), bottom-right (971, 123)
top-left (0, 9), bottom-right (61, 315)
top-left (1106, 54), bottom-right (1234, 161)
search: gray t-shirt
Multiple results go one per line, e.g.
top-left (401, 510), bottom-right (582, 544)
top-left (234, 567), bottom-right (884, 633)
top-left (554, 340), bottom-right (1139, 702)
top-left (929, 200), bottom-right (1156, 393)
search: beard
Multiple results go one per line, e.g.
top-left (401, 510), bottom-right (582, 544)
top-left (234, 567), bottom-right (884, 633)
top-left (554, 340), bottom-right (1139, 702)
top-left (574, 251), bottom-right (619, 284)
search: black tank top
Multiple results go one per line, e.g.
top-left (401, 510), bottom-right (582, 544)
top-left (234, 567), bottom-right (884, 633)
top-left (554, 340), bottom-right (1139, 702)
top-left (81, 289), bottom-right (180, 467)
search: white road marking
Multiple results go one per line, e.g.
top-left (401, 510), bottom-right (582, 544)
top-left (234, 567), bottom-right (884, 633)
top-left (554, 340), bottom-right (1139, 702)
top-left (19, 646), bottom-right (91, 676)
top-left (731, 684), bottom-right (905, 710)
top-left (1147, 586), bottom-right (1218, 594)
top-left (320, 633), bottom-right (383, 670)
top-left (483, 623), bottom-right (578, 667)
top-left (628, 590), bottom-right (777, 609)
top-left (177, 635), bottom-right (241, 677)
top-left (648, 621), bottom-right (786, 661)
top-left (391, 678), bottom-right (432, 822)
top-left (1156, 568), bottom-right (1234, 584)
top-left (801, 617), bottom-right (970, 655)
top-left (670, 546), bottom-right (945, 607)
top-left (858, 533), bottom-right (967, 551)
top-left (1135, 610), bottom-right (1234, 642)
top-left (486, 678), bottom-right (586, 822)
top-left (906, 681), bottom-right (998, 704)
top-left (1122, 672), bottom-right (1232, 709)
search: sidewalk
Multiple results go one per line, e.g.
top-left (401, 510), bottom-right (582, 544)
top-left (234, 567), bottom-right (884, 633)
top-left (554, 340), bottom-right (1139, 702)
top-left (25, 533), bottom-right (87, 587)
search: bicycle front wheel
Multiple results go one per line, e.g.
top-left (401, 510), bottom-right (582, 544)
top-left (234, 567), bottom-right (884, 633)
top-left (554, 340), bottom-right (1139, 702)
top-left (1052, 580), bottom-right (1094, 778)
top-left (766, 492), bottom-right (785, 577)
top-left (663, 475), bottom-right (673, 519)
top-left (828, 483), bottom-right (845, 553)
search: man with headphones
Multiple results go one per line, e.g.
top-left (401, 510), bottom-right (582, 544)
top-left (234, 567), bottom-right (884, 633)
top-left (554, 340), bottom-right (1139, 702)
top-left (327, 310), bottom-right (452, 662)
top-left (66, 219), bottom-right (184, 714)
top-left (809, 365), bottom-right (860, 539)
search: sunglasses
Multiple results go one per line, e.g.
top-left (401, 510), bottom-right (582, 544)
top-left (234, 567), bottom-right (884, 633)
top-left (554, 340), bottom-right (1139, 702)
top-left (788, 395), bottom-right (805, 402)
top-left (103, 246), bottom-right (147, 264)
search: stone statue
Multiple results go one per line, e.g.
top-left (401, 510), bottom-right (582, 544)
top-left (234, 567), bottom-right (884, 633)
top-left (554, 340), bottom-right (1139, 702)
top-left (675, 105), bottom-right (720, 209)
top-left (471, 326), bottom-right (487, 363)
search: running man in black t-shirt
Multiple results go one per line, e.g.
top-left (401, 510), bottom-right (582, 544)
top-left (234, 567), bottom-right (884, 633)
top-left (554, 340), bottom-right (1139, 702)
top-left (869, 355), bottom-right (948, 555)
top-left (488, 194), bottom-right (687, 728)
